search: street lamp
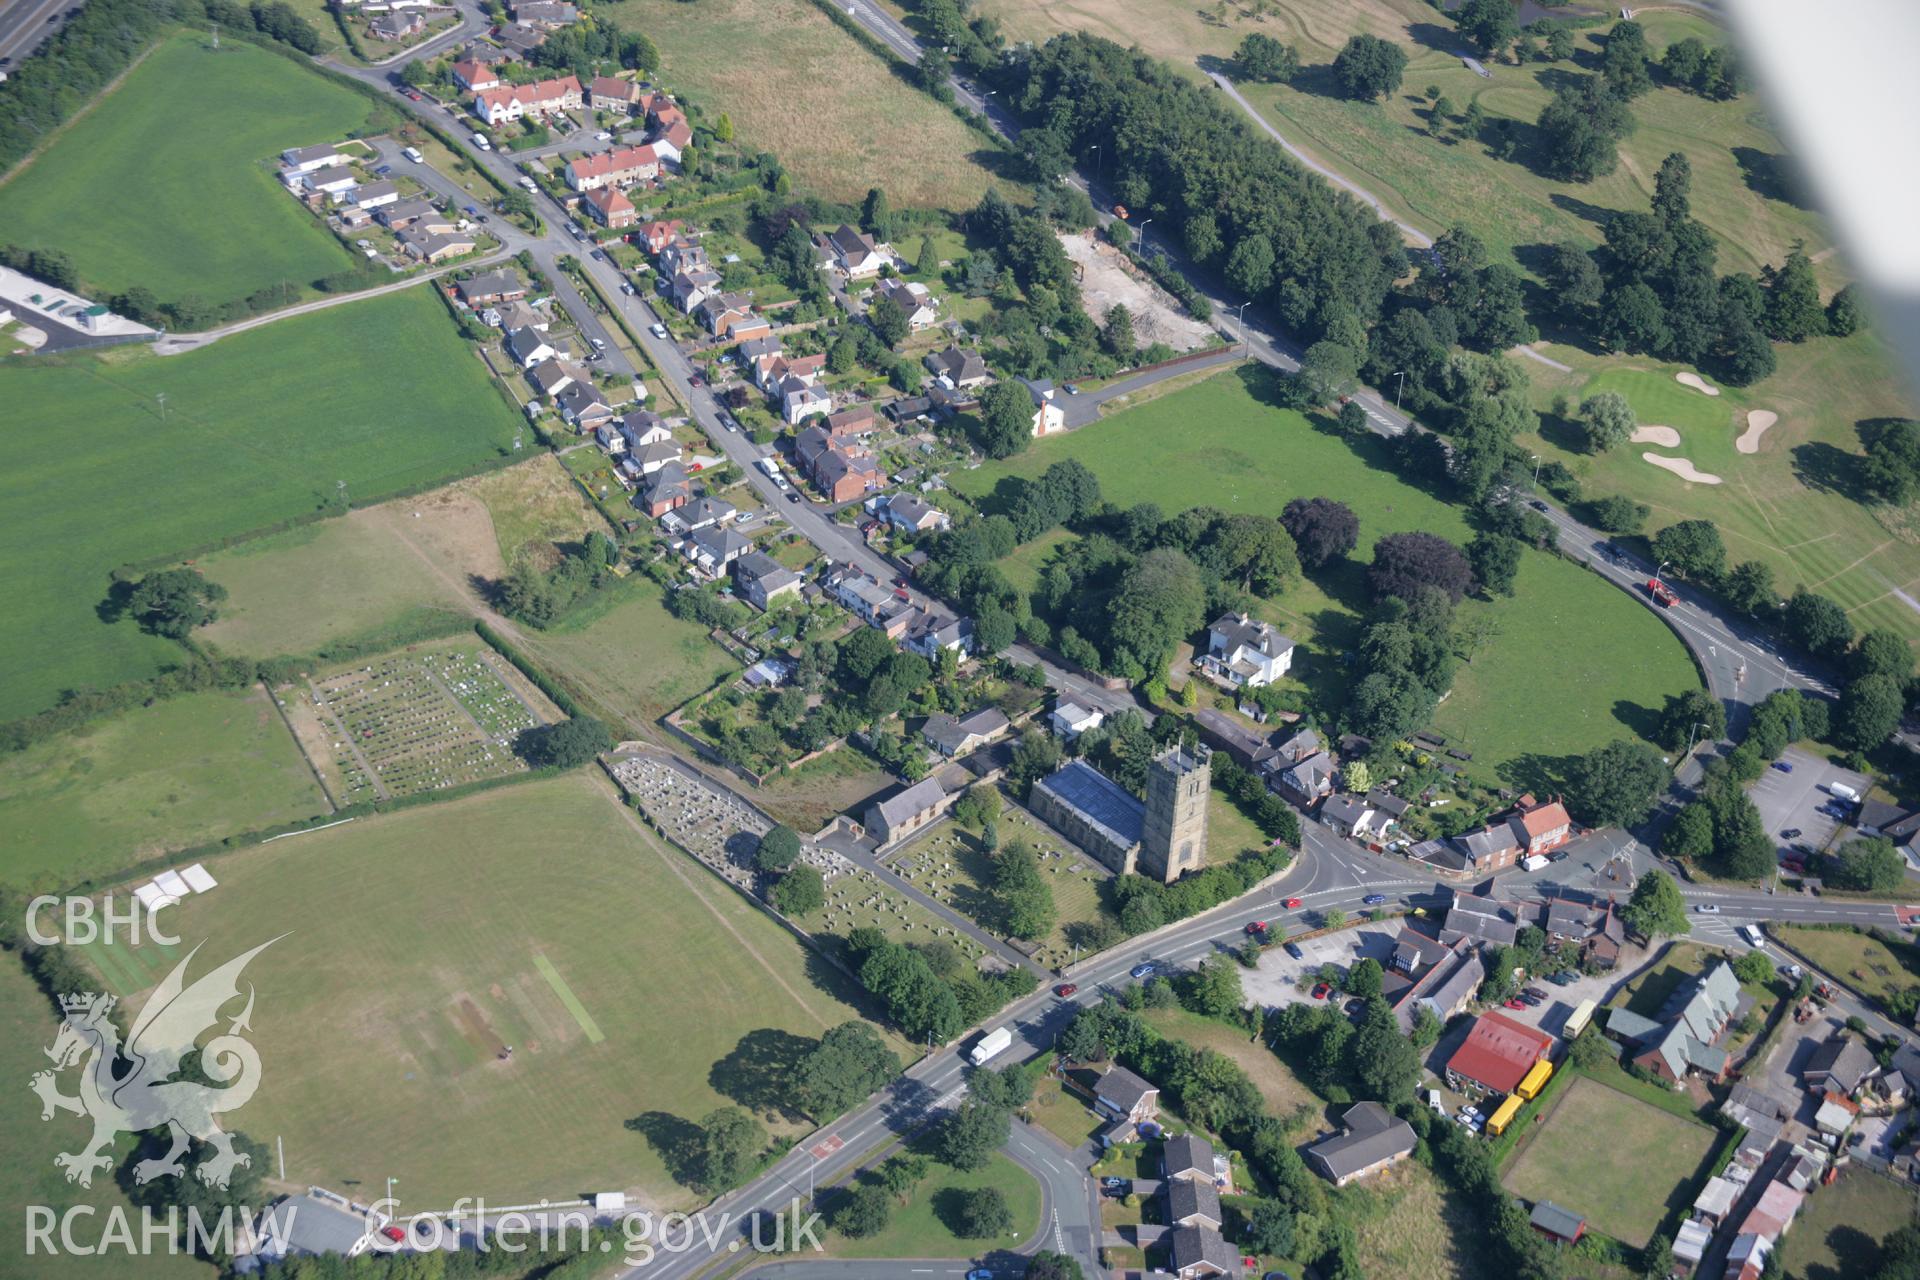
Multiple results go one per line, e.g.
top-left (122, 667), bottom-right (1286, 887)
top-left (1089, 143), bottom-right (1101, 179)
top-left (1234, 300), bottom-right (1250, 357)
top-left (1531, 453), bottom-right (1542, 487)
top-left (386, 1177), bottom-right (398, 1217)
top-left (1137, 218), bottom-right (1152, 255)
top-left (1685, 720), bottom-right (1713, 757)
top-left (1392, 370), bottom-right (1406, 411)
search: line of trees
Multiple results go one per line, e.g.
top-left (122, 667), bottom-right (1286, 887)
top-left (844, 925), bottom-right (1036, 1044)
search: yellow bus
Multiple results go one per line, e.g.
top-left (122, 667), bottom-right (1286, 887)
top-left (1487, 1094), bottom-right (1524, 1136)
top-left (1516, 1059), bottom-right (1553, 1101)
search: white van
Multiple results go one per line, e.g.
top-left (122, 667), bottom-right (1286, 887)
top-left (517, 175), bottom-right (537, 191)
top-left (471, 131), bottom-right (491, 151)
top-left (402, 146), bottom-right (424, 164)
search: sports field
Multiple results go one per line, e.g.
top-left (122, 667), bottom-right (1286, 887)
top-left (84, 773), bottom-right (891, 1207)
top-left (603, 0), bottom-right (1003, 210)
top-left (1522, 339), bottom-right (1920, 646)
top-left (0, 688), bottom-right (328, 891)
top-left (0, 287), bottom-right (522, 721)
top-left (951, 369), bottom-right (1700, 777)
top-left (0, 32), bottom-right (378, 307)
top-left (1503, 1076), bottom-right (1716, 1246)
top-left (0, 961), bottom-right (209, 1280)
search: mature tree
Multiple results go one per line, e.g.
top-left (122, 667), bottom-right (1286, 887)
top-left (1652, 151), bottom-right (1693, 226)
top-left (1454, 0), bottom-right (1517, 56)
top-left (1827, 282), bottom-right (1865, 337)
top-left (1108, 549), bottom-right (1209, 677)
top-left (1855, 628), bottom-right (1916, 682)
top-left (1537, 74), bottom-right (1634, 182)
top-left (126, 568), bottom-right (227, 638)
top-left (1296, 339), bottom-right (1361, 405)
top-left (938, 1097), bottom-right (1011, 1171)
top-left (994, 841), bottom-right (1056, 940)
top-left (1347, 957), bottom-right (1384, 999)
top-left (1732, 949), bottom-right (1774, 986)
top-left (1723, 560), bottom-right (1778, 617)
top-left (1861, 419), bottom-right (1920, 504)
top-left (1183, 956), bottom-right (1246, 1018)
top-left (1240, 1200), bottom-right (1296, 1258)
top-left (1580, 391), bottom-right (1637, 452)
top-left (1836, 674), bottom-right (1904, 751)
top-left (799, 1021), bottom-right (902, 1118)
top-left (972, 380), bottom-right (1034, 459)
top-left (1714, 789), bottom-right (1777, 879)
top-left (833, 1183), bottom-right (893, 1237)
top-left (954, 1186), bottom-right (1015, 1238)
top-left (1621, 869), bottom-right (1691, 939)
top-left (772, 864), bottom-right (826, 915)
top-left (868, 294), bottom-right (910, 348)
top-left (1332, 34), bottom-right (1408, 101)
top-left (1429, 94), bottom-right (1455, 136)
top-left (1542, 242), bottom-right (1606, 318)
top-left (1764, 245), bottom-right (1826, 342)
top-left (1023, 1253), bottom-right (1087, 1280)
top-left (1468, 532), bottom-right (1522, 597)
top-left (1336, 399), bottom-right (1371, 438)
top-left (1568, 740), bottom-right (1669, 827)
top-left (1368, 531), bottom-right (1474, 604)
top-left (1659, 688), bottom-right (1728, 753)
top-left (1200, 514), bottom-right (1300, 596)
top-left (697, 1106), bottom-right (766, 1191)
top-left (1586, 494), bottom-right (1650, 534)
top-left (515, 716), bottom-right (613, 768)
top-left (1828, 837), bottom-right (1905, 893)
top-left (1665, 802), bottom-right (1715, 861)
top-left (1600, 20), bottom-right (1653, 97)
top-left (1651, 519), bottom-right (1726, 581)
top-left (1281, 497), bottom-right (1360, 570)
top-left (756, 824), bottom-right (803, 872)
top-left (860, 187), bottom-right (893, 240)
top-left (1351, 1015), bottom-right (1422, 1103)
top-left (1100, 303), bottom-right (1137, 359)
top-left (1236, 32), bottom-right (1299, 82)
top-left (1784, 588), bottom-right (1854, 660)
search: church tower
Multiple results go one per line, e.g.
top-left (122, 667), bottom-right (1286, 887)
top-left (1139, 744), bottom-right (1211, 883)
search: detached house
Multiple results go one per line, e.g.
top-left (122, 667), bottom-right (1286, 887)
top-left (1027, 380), bottom-right (1066, 436)
top-left (556, 380), bottom-right (613, 431)
top-left (884, 493), bottom-right (950, 534)
top-left (635, 219), bottom-right (687, 254)
top-left (926, 345), bottom-right (991, 389)
top-left (1307, 1102), bottom-right (1416, 1187)
top-left (684, 526), bottom-right (752, 576)
top-left (733, 553), bottom-right (802, 612)
top-left (780, 376), bottom-right (834, 426)
top-left (636, 461), bottom-right (691, 517)
top-left (1092, 1065), bottom-right (1159, 1125)
top-left (822, 224), bottom-right (891, 278)
top-left (458, 269), bottom-right (525, 306)
top-left (672, 266), bottom-right (723, 314)
top-left (506, 325), bottom-right (559, 369)
top-left (283, 142), bottom-right (349, 172)
top-left (873, 276), bottom-right (937, 330)
top-left (452, 58), bottom-right (498, 92)
top-left (513, 0), bottom-right (577, 26)
top-left (921, 708), bottom-right (1009, 759)
top-left (1201, 612), bottom-right (1295, 688)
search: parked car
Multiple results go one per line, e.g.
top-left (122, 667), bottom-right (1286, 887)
top-left (1055, 983), bottom-right (1078, 998)
top-left (786, 491), bottom-right (800, 503)
top-left (1530, 499), bottom-right (1549, 511)
top-left (1130, 962), bottom-right (1156, 980)
top-left (1519, 993), bottom-right (1543, 1007)
top-left (1547, 971), bottom-right (1577, 986)
top-left (1771, 761), bottom-right (1794, 773)
top-left (1100, 1176), bottom-right (1130, 1190)
top-left (591, 337), bottom-right (607, 350)
top-left (1311, 982), bottom-right (1332, 1000)
top-left (1781, 827), bottom-right (1802, 840)
top-left (1523, 987), bottom-right (1548, 1000)
top-left (1504, 998), bottom-right (1527, 1010)
top-left (1283, 942), bottom-right (1305, 961)
top-left (1283, 897), bottom-right (1303, 909)
top-left (1362, 893), bottom-right (1387, 906)
top-left (649, 323), bottom-right (667, 338)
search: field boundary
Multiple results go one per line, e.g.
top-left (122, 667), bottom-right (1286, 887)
top-left (0, 40), bottom-right (161, 192)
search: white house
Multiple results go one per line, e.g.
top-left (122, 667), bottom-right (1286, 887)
top-left (300, 166), bottom-right (359, 199)
top-left (283, 143), bottom-right (349, 173)
top-left (1201, 612), bottom-right (1295, 688)
top-left (823, 224), bottom-right (892, 278)
top-left (505, 325), bottom-right (558, 369)
top-left (1050, 702), bottom-right (1105, 740)
top-left (874, 276), bottom-right (937, 330)
top-left (780, 376), bottom-right (833, 425)
top-left (1027, 380), bottom-right (1066, 435)
top-left (351, 180), bottom-right (401, 210)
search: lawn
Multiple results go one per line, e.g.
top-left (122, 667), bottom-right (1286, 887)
top-left (1141, 1005), bottom-right (1320, 1123)
top-left (1777, 926), bottom-right (1920, 1014)
top-left (0, 286), bottom-right (523, 721)
top-left (1777, 1168), bottom-right (1918, 1280)
top-left (827, 1151), bottom-right (1041, 1259)
top-left (0, 960), bottom-right (210, 1280)
top-left (0, 688), bottom-right (328, 891)
top-left (600, 0), bottom-right (1006, 210)
top-left (950, 367), bottom-right (1700, 780)
top-left (1503, 1076), bottom-right (1717, 1247)
top-left (0, 31), bottom-right (378, 307)
top-left (751, 746), bottom-right (898, 835)
top-left (1030, 1072), bottom-right (1104, 1150)
top-left (1521, 337), bottom-right (1920, 646)
top-left (512, 577), bottom-right (739, 734)
top-left (87, 772), bottom-right (889, 1207)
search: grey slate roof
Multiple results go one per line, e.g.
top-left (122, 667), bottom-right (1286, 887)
top-left (1805, 1035), bottom-right (1876, 1095)
top-left (1306, 1101), bottom-right (1416, 1182)
top-left (1162, 1132), bottom-right (1214, 1182)
top-left (1165, 1176), bottom-right (1222, 1226)
top-left (1095, 1064), bottom-right (1157, 1114)
top-left (1168, 1224), bottom-right (1237, 1275)
top-left (1530, 1200), bottom-right (1586, 1240)
top-left (1034, 761), bottom-right (1146, 849)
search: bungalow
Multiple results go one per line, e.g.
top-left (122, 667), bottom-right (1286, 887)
top-left (1306, 1102), bottom-right (1417, 1187)
top-left (556, 380), bottom-right (613, 431)
top-left (493, 299), bottom-right (548, 332)
top-left (885, 395), bottom-right (934, 424)
top-left (925, 344), bottom-right (991, 389)
top-left (301, 165), bottom-right (358, 198)
top-left (734, 552), bottom-right (802, 611)
top-left (822, 224), bottom-right (891, 278)
top-left (1167, 1225), bottom-right (1236, 1280)
top-left (636, 462), bottom-right (691, 517)
top-left (379, 196), bottom-right (443, 231)
top-left (472, 75), bottom-right (583, 126)
top-left (618, 410), bottom-right (672, 450)
top-left (884, 493), bottom-right (950, 534)
top-left (590, 75), bottom-right (643, 110)
top-left (634, 219), bottom-right (688, 254)
top-left (451, 58), bottom-right (498, 92)
top-left (873, 276), bottom-right (937, 330)
top-left (349, 179), bottom-right (401, 210)
top-left (492, 20), bottom-right (546, 57)
top-left (458, 272), bottom-right (526, 312)
top-left (1092, 1065), bottom-right (1159, 1124)
top-left (282, 142), bottom-right (348, 172)
top-left (1027, 380), bottom-right (1066, 435)
top-left (368, 10), bottom-right (426, 40)
top-left (566, 144), bottom-right (660, 192)
top-left (921, 708), bottom-right (1009, 759)
top-left (1201, 612), bottom-right (1295, 688)
top-left (513, 0), bottom-right (577, 26)
top-left (582, 186), bottom-right (637, 229)
top-left (1050, 701), bottom-right (1104, 740)
top-left (822, 403), bottom-right (877, 440)
top-left (1529, 1201), bottom-right (1587, 1246)
top-left (666, 496), bottom-right (736, 533)
top-left (528, 359), bottom-right (588, 400)
top-left (506, 325), bottom-right (559, 368)
top-left (397, 229), bottom-right (476, 263)
top-left (685, 525), bottom-right (752, 575)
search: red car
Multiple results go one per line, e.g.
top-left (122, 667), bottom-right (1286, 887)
top-left (1311, 982), bottom-right (1332, 1000)
top-left (1055, 983), bottom-right (1078, 998)
top-left (1283, 897), bottom-right (1303, 909)
top-left (1505, 998), bottom-right (1527, 1010)
top-left (379, 1225), bottom-right (406, 1243)
top-left (1244, 921), bottom-right (1267, 935)
top-left (688, 374), bottom-right (703, 387)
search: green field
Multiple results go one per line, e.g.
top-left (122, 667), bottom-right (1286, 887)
top-left (0, 687), bottom-right (326, 891)
top-left (1776, 926), bottom-right (1920, 1014)
top-left (828, 1152), bottom-right (1041, 1259)
top-left (1503, 1076), bottom-right (1716, 1247)
top-left (950, 369), bottom-right (1701, 778)
top-left (0, 32), bottom-right (377, 307)
top-left (0, 286), bottom-right (521, 720)
top-left (93, 773), bottom-right (889, 1207)
top-left (1777, 1168), bottom-right (1918, 1280)
top-left (1522, 338), bottom-right (1920, 646)
top-left (0, 961), bottom-right (211, 1280)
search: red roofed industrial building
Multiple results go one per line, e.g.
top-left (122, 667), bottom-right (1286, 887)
top-left (1446, 1012), bottom-right (1554, 1096)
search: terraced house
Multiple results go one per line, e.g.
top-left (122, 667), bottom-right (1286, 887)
top-left (473, 75), bottom-right (583, 126)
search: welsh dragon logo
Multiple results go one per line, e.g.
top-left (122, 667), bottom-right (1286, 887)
top-left (31, 938), bottom-right (281, 1189)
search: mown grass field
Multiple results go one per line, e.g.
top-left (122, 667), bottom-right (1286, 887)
top-left (0, 961), bottom-right (211, 1280)
top-left (1777, 1168), bottom-right (1918, 1280)
top-left (88, 773), bottom-right (889, 1207)
top-left (1521, 338), bottom-right (1920, 646)
top-left (0, 32), bottom-right (376, 306)
top-left (951, 369), bottom-right (1700, 780)
top-left (0, 287), bottom-right (522, 720)
top-left (1777, 926), bottom-right (1920, 1013)
top-left (600, 0), bottom-right (1005, 210)
top-left (0, 688), bottom-right (327, 892)
top-left (828, 1152), bottom-right (1040, 1259)
top-left (1141, 1005), bottom-right (1320, 1120)
top-left (1503, 1076), bottom-right (1716, 1247)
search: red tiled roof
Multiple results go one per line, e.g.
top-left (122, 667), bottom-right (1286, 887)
top-left (568, 144), bottom-right (658, 181)
top-left (585, 187), bottom-right (634, 215)
top-left (1519, 802), bottom-right (1572, 839)
top-left (1447, 1012), bottom-right (1553, 1094)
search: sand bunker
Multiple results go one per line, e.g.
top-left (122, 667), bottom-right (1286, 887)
top-left (1676, 371), bottom-right (1721, 396)
top-left (1642, 452), bottom-right (1723, 484)
top-left (1737, 410), bottom-right (1778, 454)
top-left (1630, 425), bottom-right (1681, 448)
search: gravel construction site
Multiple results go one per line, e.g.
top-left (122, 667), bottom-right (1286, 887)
top-left (1060, 232), bottom-right (1217, 351)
